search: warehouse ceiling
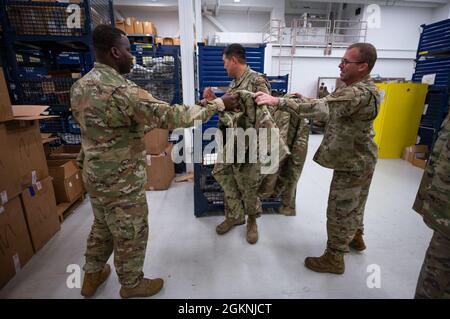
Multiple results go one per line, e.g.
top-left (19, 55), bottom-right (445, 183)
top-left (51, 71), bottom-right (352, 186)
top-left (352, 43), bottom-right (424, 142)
top-left (113, 0), bottom-right (448, 12)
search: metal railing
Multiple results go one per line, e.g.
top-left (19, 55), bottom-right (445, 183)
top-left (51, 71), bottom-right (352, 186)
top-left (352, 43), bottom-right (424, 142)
top-left (263, 18), bottom-right (367, 47)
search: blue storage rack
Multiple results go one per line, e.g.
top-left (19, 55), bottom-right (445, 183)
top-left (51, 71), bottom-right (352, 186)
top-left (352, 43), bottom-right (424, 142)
top-left (194, 43), bottom-right (283, 216)
top-left (412, 18), bottom-right (450, 150)
top-left (127, 43), bottom-right (182, 105)
top-left (0, 0), bottom-right (114, 145)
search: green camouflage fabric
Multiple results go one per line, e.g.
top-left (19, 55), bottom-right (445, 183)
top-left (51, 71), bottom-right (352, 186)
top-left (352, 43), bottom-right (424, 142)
top-left (71, 62), bottom-right (224, 287)
top-left (212, 67), bottom-right (278, 220)
top-left (414, 112), bottom-right (450, 299)
top-left (259, 94), bottom-right (310, 214)
top-left (278, 74), bottom-right (380, 172)
top-left (277, 75), bottom-right (380, 254)
top-left (415, 112), bottom-right (450, 238)
top-left (415, 231), bottom-right (450, 299)
top-left (84, 190), bottom-right (148, 288)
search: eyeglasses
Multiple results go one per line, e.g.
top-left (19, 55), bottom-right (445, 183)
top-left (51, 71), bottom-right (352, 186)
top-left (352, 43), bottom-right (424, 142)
top-left (340, 59), bottom-right (366, 65)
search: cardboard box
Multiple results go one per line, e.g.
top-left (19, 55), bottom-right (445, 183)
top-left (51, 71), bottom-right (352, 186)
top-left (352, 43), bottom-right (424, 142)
top-left (48, 144), bottom-right (81, 160)
top-left (0, 196), bottom-right (34, 289)
top-left (145, 144), bottom-right (175, 190)
top-left (124, 17), bottom-right (135, 34)
top-left (163, 37), bottom-right (174, 45)
top-left (0, 68), bottom-right (13, 123)
top-left (20, 176), bottom-right (60, 252)
top-left (47, 159), bottom-right (84, 203)
top-left (0, 124), bottom-right (22, 203)
top-left (4, 105), bottom-right (55, 189)
top-left (412, 154), bottom-right (428, 169)
top-left (143, 21), bottom-right (157, 35)
top-left (402, 145), bottom-right (429, 163)
top-left (116, 20), bottom-right (126, 33)
top-left (133, 21), bottom-right (144, 34)
top-left (144, 128), bottom-right (169, 155)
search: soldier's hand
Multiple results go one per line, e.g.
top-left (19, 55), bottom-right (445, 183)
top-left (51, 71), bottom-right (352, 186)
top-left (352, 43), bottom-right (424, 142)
top-left (203, 87), bottom-right (217, 101)
top-left (292, 92), bottom-right (304, 99)
top-left (221, 93), bottom-right (240, 112)
top-left (254, 91), bottom-right (280, 106)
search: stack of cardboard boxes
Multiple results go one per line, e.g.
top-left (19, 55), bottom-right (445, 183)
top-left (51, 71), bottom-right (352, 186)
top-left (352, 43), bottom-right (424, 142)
top-left (116, 18), bottom-right (157, 36)
top-left (144, 129), bottom-right (175, 190)
top-left (402, 145), bottom-right (429, 169)
top-left (46, 144), bottom-right (85, 222)
top-left (0, 69), bottom-right (60, 288)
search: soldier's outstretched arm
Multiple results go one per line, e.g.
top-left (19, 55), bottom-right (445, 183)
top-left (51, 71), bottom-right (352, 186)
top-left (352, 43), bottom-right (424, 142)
top-left (109, 86), bottom-right (226, 130)
top-left (254, 91), bottom-right (329, 122)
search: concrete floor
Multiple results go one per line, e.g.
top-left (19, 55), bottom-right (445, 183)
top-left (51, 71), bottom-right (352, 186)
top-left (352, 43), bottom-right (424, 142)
top-left (0, 134), bottom-right (431, 299)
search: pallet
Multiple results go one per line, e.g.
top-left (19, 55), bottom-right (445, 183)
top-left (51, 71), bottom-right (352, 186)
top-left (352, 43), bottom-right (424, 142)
top-left (57, 192), bottom-right (86, 223)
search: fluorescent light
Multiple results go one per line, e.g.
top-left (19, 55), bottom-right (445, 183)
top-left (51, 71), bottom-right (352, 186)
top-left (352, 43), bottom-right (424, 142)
top-left (233, 0), bottom-right (241, 3)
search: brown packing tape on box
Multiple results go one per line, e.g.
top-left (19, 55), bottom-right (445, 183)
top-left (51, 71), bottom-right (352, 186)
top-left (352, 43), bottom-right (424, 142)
top-left (0, 196), bottom-right (34, 289)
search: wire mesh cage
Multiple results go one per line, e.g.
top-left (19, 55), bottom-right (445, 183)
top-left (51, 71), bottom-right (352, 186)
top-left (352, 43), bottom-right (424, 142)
top-left (6, 1), bottom-right (86, 36)
top-left (127, 54), bottom-right (180, 104)
top-left (18, 76), bottom-right (75, 105)
top-left (57, 132), bottom-right (82, 145)
top-left (5, 0), bottom-right (113, 36)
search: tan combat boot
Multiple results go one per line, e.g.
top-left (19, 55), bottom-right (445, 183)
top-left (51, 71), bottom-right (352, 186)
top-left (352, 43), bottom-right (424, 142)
top-left (246, 215), bottom-right (258, 244)
top-left (304, 250), bottom-right (345, 274)
top-left (81, 264), bottom-right (111, 297)
top-left (120, 278), bottom-right (164, 299)
top-left (349, 230), bottom-right (366, 251)
top-left (216, 217), bottom-right (245, 235)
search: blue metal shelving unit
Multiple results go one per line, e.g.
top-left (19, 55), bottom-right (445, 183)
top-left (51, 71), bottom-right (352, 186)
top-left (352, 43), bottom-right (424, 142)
top-left (412, 18), bottom-right (450, 150)
top-left (0, 0), bottom-right (114, 145)
top-left (194, 43), bottom-right (285, 216)
top-left (127, 42), bottom-right (182, 105)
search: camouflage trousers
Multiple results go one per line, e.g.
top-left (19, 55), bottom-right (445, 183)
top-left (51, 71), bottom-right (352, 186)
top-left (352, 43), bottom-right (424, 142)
top-left (213, 162), bottom-right (261, 219)
top-left (83, 189), bottom-right (149, 288)
top-left (415, 231), bottom-right (450, 299)
top-left (326, 166), bottom-right (375, 255)
top-left (259, 156), bottom-right (307, 213)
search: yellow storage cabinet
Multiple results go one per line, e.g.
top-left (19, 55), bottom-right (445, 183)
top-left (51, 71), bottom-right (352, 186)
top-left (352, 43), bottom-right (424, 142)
top-left (373, 82), bottom-right (428, 158)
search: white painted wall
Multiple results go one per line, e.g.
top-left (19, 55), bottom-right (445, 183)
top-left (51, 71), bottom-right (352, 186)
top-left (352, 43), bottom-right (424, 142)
top-left (270, 47), bottom-right (415, 98)
top-left (210, 12), bottom-right (270, 33)
top-left (429, 3), bottom-right (450, 24)
top-left (363, 5), bottom-right (433, 51)
top-left (115, 8), bottom-right (180, 37)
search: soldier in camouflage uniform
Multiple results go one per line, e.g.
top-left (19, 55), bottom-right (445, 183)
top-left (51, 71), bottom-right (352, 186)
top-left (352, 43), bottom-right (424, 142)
top-left (204, 43), bottom-right (286, 244)
top-left (255, 43), bottom-right (380, 274)
top-left (70, 25), bottom-right (239, 298)
top-left (414, 112), bottom-right (450, 299)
